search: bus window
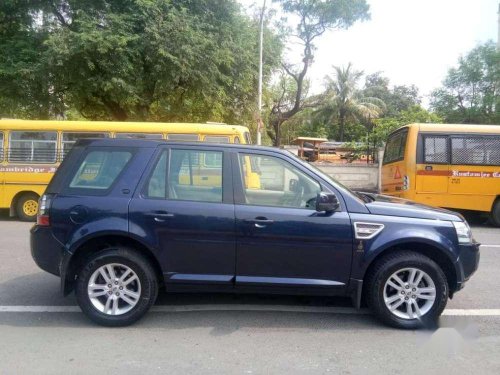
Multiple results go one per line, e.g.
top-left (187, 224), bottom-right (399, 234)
top-left (62, 132), bottom-right (109, 158)
top-left (383, 129), bottom-right (408, 164)
top-left (166, 134), bottom-right (199, 141)
top-left (452, 136), bottom-right (500, 166)
top-left (244, 132), bottom-right (252, 145)
top-left (234, 136), bottom-right (241, 144)
top-left (204, 136), bottom-right (230, 143)
top-left (9, 131), bottom-right (57, 163)
top-left (0, 132), bottom-right (3, 161)
top-left (424, 136), bottom-right (449, 164)
top-left (115, 133), bottom-right (163, 139)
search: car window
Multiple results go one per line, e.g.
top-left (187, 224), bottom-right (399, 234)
top-left (239, 153), bottom-right (321, 209)
top-left (145, 151), bottom-right (167, 199)
top-left (168, 149), bottom-right (223, 202)
top-left (69, 150), bottom-right (131, 190)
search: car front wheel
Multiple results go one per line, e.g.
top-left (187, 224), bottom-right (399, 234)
top-left (76, 247), bottom-right (158, 327)
top-left (366, 251), bottom-right (448, 329)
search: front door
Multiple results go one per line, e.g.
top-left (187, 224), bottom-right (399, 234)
top-left (129, 147), bottom-right (236, 288)
top-left (233, 151), bottom-right (353, 292)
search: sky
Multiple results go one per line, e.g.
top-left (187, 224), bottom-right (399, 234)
top-left (238, 0), bottom-right (499, 106)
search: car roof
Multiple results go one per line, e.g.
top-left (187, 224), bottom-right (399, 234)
top-left (75, 138), bottom-right (283, 153)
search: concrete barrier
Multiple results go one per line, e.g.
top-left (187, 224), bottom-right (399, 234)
top-left (313, 163), bottom-right (379, 192)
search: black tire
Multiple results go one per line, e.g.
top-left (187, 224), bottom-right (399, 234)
top-left (16, 193), bottom-right (39, 222)
top-left (491, 200), bottom-right (500, 227)
top-left (76, 247), bottom-right (158, 327)
top-left (366, 251), bottom-right (448, 329)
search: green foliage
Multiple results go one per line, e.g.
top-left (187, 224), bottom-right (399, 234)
top-left (371, 105), bottom-right (443, 147)
top-left (314, 63), bottom-right (386, 142)
top-left (362, 72), bottom-right (420, 117)
top-left (430, 41), bottom-right (500, 124)
top-left (266, 0), bottom-right (370, 146)
top-left (0, 0), bottom-right (283, 123)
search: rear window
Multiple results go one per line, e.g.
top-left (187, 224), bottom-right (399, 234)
top-left (69, 150), bottom-right (132, 190)
top-left (383, 129), bottom-right (408, 164)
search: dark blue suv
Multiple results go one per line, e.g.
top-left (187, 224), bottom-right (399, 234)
top-left (31, 139), bottom-right (480, 328)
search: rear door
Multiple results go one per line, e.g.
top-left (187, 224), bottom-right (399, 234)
top-left (129, 146), bottom-right (236, 288)
top-left (415, 134), bottom-right (450, 206)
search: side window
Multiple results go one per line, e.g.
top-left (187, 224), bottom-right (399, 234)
top-left (0, 132), bottom-right (3, 161)
top-left (145, 151), bottom-right (167, 199)
top-left (166, 134), bottom-right (199, 141)
top-left (204, 135), bottom-right (230, 143)
top-left (9, 131), bottom-right (57, 163)
top-left (69, 150), bottom-right (131, 190)
top-left (452, 136), bottom-right (500, 165)
top-left (484, 137), bottom-right (500, 165)
top-left (244, 132), bottom-right (252, 145)
top-left (239, 153), bottom-right (321, 209)
top-left (115, 133), bottom-right (163, 139)
top-left (234, 136), bottom-right (241, 144)
top-left (62, 132), bottom-right (109, 159)
top-left (424, 136), bottom-right (449, 164)
top-left (168, 149), bottom-right (223, 202)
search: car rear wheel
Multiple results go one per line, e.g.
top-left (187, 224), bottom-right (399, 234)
top-left (76, 247), bottom-right (158, 327)
top-left (16, 193), bottom-right (39, 222)
top-left (366, 251), bottom-right (448, 329)
top-left (491, 200), bottom-right (500, 227)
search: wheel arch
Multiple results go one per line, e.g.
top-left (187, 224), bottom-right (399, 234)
top-left (362, 241), bottom-right (458, 297)
top-left (10, 190), bottom-right (40, 217)
top-left (63, 234), bottom-right (164, 295)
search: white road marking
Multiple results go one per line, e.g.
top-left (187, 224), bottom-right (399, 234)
top-left (480, 245), bottom-right (500, 248)
top-left (1, 305), bottom-right (500, 316)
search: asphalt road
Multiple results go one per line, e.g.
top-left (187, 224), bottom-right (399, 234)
top-left (0, 218), bottom-right (499, 374)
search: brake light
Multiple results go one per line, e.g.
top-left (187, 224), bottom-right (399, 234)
top-left (37, 194), bottom-right (52, 226)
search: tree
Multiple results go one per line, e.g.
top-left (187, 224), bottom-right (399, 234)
top-left (371, 105), bottom-right (443, 148)
top-left (362, 72), bottom-right (420, 117)
top-left (430, 41), bottom-right (500, 124)
top-left (0, 1), bottom-right (283, 124)
top-left (318, 63), bottom-right (385, 141)
top-left (267, 0), bottom-right (370, 146)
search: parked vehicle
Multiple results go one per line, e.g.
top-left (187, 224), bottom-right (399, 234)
top-left (31, 139), bottom-right (480, 328)
top-left (0, 119), bottom-right (251, 221)
top-left (381, 123), bottom-right (500, 226)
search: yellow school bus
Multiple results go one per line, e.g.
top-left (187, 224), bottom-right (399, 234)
top-left (0, 119), bottom-right (255, 221)
top-left (381, 123), bottom-right (500, 226)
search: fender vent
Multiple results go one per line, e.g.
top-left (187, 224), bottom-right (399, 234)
top-left (354, 222), bottom-right (385, 240)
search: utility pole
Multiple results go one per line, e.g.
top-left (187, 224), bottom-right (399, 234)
top-left (256, 0), bottom-right (266, 145)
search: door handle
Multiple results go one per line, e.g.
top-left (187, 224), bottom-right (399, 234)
top-left (244, 217), bottom-right (274, 228)
top-left (147, 211), bottom-right (175, 222)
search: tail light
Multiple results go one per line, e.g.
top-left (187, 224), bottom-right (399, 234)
top-left (37, 194), bottom-right (52, 226)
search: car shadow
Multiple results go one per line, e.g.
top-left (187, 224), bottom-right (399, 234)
top-left (0, 272), bottom-right (477, 333)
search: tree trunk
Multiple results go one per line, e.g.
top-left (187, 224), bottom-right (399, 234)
top-left (339, 113), bottom-right (346, 142)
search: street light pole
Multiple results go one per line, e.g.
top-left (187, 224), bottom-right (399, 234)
top-left (257, 0), bottom-right (266, 146)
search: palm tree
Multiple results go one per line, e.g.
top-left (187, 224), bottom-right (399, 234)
top-left (321, 63), bottom-right (386, 141)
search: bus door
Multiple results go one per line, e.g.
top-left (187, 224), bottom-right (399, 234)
top-left (416, 135), bottom-right (449, 204)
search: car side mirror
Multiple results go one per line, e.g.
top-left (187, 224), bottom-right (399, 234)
top-left (316, 192), bottom-right (339, 213)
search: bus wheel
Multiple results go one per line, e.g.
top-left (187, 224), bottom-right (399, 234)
top-left (491, 200), bottom-right (500, 227)
top-left (16, 193), bottom-right (39, 222)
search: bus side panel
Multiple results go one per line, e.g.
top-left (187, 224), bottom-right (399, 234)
top-left (447, 164), bottom-right (500, 212)
top-left (3, 166), bottom-right (56, 209)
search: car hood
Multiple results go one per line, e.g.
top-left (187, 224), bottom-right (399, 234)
top-left (362, 193), bottom-right (462, 221)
